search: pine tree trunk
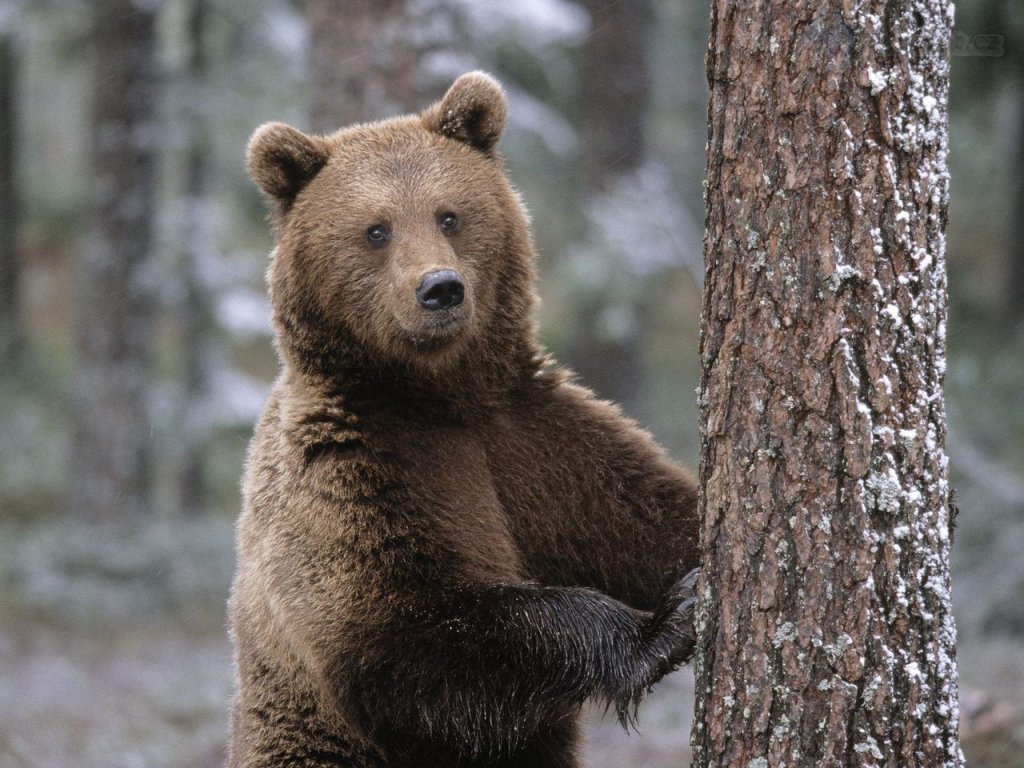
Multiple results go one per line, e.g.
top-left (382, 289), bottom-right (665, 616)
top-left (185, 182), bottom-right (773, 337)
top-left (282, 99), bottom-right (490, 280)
top-left (0, 31), bottom-right (20, 361)
top-left (692, 2), bottom-right (963, 766)
top-left (578, 0), bottom-right (651, 191)
top-left (178, 0), bottom-right (212, 517)
top-left (1005, 36), bottom-right (1024, 328)
top-left (69, 0), bottom-right (159, 521)
top-left (306, 0), bottom-right (467, 132)
top-left (569, 0), bottom-right (653, 413)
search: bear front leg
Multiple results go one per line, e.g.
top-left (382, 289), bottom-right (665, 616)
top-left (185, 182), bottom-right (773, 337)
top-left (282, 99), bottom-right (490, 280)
top-left (494, 381), bottom-right (701, 611)
top-left (347, 576), bottom-right (698, 762)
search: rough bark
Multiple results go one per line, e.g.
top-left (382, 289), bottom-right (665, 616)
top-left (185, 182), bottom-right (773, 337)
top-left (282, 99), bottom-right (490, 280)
top-left (569, 0), bottom-right (654, 413)
top-left (693, 2), bottom-right (963, 767)
top-left (68, 0), bottom-right (159, 521)
top-left (306, 0), bottom-right (467, 132)
top-left (0, 30), bottom-right (19, 361)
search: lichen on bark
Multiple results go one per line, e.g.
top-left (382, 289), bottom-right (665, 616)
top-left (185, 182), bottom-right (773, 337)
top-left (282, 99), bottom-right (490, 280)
top-left (693, 1), bottom-right (963, 766)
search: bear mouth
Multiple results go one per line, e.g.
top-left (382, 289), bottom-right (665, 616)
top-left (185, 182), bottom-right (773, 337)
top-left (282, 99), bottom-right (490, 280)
top-left (404, 306), bottom-right (471, 349)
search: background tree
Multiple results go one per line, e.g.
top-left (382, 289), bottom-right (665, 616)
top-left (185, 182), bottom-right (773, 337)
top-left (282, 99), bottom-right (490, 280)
top-left (307, 0), bottom-right (468, 132)
top-left (68, 0), bottom-right (159, 521)
top-left (176, 0), bottom-right (214, 517)
top-left (692, 1), bottom-right (963, 766)
top-left (0, 21), bottom-right (19, 360)
top-left (564, 0), bottom-right (654, 413)
top-left (996, 1), bottom-right (1024, 328)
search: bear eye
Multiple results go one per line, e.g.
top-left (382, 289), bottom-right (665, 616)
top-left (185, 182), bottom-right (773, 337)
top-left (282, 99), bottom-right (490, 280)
top-left (438, 212), bottom-right (459, 234)
top-left (366, 224), bottom-right (391, 247)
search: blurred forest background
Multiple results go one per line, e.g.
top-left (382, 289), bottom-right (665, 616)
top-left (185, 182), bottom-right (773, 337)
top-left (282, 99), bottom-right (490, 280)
top-left (0, 0), bottom-right (1022, 766)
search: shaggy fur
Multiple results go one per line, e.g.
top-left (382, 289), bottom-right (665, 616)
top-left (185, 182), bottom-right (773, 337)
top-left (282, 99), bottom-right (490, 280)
top-left (228, 72), bottom-right (700, 768)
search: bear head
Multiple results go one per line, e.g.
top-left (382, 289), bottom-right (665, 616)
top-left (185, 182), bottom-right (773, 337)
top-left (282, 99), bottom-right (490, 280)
top-left (247, 72), bottom-right (539, 396)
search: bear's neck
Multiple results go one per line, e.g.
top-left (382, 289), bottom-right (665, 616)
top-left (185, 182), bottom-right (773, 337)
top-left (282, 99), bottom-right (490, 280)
top-left (275, 317), bottom-right (542, 419)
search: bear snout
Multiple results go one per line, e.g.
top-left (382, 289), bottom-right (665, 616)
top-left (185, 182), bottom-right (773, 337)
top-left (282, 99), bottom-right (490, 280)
top-left (416, 269), bottom-right (465, 311)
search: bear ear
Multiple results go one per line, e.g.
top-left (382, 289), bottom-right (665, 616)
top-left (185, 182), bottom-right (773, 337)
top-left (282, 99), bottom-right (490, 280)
top-left (246, 122), bottom-right (329, 206)
top-left (425, 71), bottom-right (507, 156)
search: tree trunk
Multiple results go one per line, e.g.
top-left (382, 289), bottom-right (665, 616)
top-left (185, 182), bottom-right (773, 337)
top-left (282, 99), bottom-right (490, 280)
top-left (693, 2), bottom-right (963, 766)
top-left (568, 0), bottom-right (654, 413)
top-left (578, 0), bottom-right (651, 191)
top-left (306, 0), bottom-right (467, 132)
top-left (69, 0), bottom-right (159, 521)
top-left (0, 30), bottom-right (20, 361)
top-left (178, 0), bottom-right (212, 517)
top-left (1003, 7), bottom-right (1024, 329)
top-left (1007, 103), bottom-right (1024, 328)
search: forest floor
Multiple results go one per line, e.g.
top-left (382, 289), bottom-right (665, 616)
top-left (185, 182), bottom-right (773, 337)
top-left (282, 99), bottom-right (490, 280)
top-left (0, 514), bottom-right (700, 768)
top-left (0, 515), bottom-right (1022, 768)
top-left (0, 610), bottom-right (695, 768)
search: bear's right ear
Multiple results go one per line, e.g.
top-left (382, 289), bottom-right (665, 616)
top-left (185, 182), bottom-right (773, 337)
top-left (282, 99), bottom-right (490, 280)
top-left (246, 122), bottom-right (329, 206)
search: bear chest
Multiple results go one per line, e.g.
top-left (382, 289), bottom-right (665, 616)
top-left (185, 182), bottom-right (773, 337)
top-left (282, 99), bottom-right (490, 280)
top-left (381, 423), bottom-right (525, 581)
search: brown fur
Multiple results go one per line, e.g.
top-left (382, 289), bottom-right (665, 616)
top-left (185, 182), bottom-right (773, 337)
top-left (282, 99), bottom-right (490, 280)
top-left (228, 72), bottom-right (700, 768)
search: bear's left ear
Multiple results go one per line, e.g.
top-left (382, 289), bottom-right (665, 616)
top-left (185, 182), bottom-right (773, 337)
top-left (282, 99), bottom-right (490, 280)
top-left (247, 122), bottom-right (329, 207)
top-left (424, 71), bottom-right (507, 156)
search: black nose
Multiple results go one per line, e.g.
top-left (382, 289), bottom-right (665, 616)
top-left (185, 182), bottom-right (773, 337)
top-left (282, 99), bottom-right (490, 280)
top-left (416, 269), bottom-right (465, 311)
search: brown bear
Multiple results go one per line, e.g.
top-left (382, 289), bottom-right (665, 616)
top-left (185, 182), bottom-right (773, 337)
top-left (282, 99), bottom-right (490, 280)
top-left (228, 71), bottom-right (700, 768)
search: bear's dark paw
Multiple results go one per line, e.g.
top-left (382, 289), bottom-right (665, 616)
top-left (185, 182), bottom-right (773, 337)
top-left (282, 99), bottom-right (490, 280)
top-left (653, 566), bottom-right (700, 667)
top-left (611, 568), bottom-right (700, 727)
